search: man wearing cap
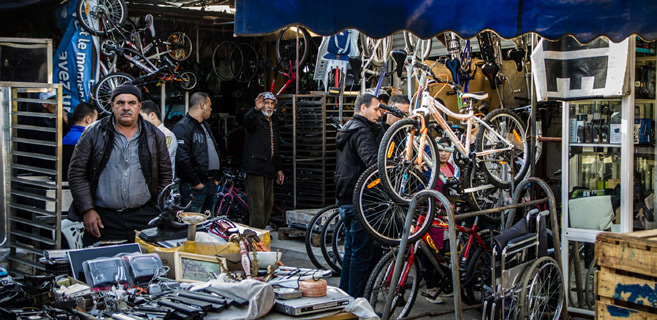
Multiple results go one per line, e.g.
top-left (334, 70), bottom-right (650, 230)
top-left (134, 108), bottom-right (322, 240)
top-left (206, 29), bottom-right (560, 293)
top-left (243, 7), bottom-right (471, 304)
top-left (242, 92), bottom-right (284, 229)
top-left (68, 84), bottom-right (173, 246)
top-left (172, 92), bottom-right (221, 214)
top-left (335, 93), bottom-right (385, 297)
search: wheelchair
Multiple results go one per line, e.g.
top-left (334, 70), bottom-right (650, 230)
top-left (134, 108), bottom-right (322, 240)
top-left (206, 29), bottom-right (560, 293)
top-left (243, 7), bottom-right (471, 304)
top-left (483, 208), bottom-right (564, 320)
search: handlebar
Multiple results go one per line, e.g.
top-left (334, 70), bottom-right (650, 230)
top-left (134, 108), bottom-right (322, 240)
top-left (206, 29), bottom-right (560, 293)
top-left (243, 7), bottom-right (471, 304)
top-left (413, 61), bottom-right (464, 93)
top-left (378, 104), bottom-right (408, 119)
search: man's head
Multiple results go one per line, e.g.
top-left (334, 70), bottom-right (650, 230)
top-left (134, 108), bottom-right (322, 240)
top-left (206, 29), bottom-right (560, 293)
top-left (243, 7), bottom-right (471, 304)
top-left (71, 102), bottom-right (98, 127)
top-left (387, 94), bottom-right (411, 125)
top-left (39, 90), bottom-right (57, 114)
top-left (139, 100), bottom-right (162, 127)
top-left (377, 92), bottom-right (390, 105)
top-left (355, 93), bottom-right (384, 123)
top-left (110, 84), bottom-right (142, 127)
top-left (259, 92), bottom-right (277, 117)
top-left (190, 92), bottom-right (212, 121)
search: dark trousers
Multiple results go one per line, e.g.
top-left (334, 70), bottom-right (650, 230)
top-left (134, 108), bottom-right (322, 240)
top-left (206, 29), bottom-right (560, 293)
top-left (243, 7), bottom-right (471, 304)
top-left (338, 204), bottom-right (380, 298)
top-left (245, 174), bottom-right (274, 229)
top-left (180, 179), bottom-right (218, 214)
top-left (81, 203), bottom-right (159, 247)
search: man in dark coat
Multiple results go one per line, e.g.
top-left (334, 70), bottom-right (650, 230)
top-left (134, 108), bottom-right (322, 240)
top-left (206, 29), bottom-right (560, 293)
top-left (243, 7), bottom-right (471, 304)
top-left (334, 93), bottom-right (385, 297)
top-left (242, 92), bottom-right (285, 229)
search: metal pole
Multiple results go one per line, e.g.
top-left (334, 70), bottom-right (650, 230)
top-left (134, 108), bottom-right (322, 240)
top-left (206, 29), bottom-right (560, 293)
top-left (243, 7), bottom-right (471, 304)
top-left (295, 26), bottom-right (299, 94)
top-left (381, 190), bottom-right (460, 320)
top-left (529, 34), bottom-right (537, 177)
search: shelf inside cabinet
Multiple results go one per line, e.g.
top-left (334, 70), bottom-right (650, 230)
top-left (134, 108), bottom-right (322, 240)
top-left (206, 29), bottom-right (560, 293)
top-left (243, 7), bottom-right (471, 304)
top-left (570, 143), bottom-right (621, 148)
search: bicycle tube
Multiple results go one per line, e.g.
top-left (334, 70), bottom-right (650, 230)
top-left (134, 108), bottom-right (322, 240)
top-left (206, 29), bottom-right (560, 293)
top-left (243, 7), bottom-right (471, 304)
top-left (276, 26), bottom-right (311, 71)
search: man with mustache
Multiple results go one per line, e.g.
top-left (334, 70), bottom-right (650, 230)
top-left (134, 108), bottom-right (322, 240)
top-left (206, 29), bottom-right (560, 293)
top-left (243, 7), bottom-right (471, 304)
top-left (242, 92), bottom-right (284, 229)
top-left (172, 92), bottom-right (222, 214)
top-left (68, 84), bottom-right (173, 246)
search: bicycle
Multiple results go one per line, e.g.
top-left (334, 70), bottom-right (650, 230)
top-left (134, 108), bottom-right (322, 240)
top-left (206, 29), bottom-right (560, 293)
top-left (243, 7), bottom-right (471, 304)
top-left (213, 171), bottom-right (250, 225)
top-left (76, 0), bottom-right (128, 37)
top-left (377, 61), bottom-right (529, 208)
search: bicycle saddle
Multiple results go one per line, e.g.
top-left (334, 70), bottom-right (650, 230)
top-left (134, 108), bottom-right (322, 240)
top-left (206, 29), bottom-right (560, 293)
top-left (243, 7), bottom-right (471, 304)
top-left (348, 56), bottom-right (361, 82)
top-left (508, 47), bottom-right (525, 72)
top-left (461, 91), bottom-right (488, 101)
top-left (481, 62), bottom-right (499, 89)
top-left (391, 49), bottom-right (407, 78)
top-left (445, 57), bottom-right (460, 83)
top-left (145, 14), bottom-right (155, 38)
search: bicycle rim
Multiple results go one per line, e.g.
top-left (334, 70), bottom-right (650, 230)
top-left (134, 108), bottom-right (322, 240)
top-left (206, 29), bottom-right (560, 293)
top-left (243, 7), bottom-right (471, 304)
top-left (462, 167), bottom-right (505, 224)
top-left (378, 119), bottom-right (439, 203)
top-left (369, 36), bottom-right (392, 67)
top-left (212, 41), bottom-right (242, 81)
top-left (178, 71), bottom-right (197, 91)
top-left (475, 109), bottom-right (529, 188)
top-left (276, 26), bottom-right (311, 71)
top-left (236, 43), bottom-right (260, 83)
top-left (94, 72), bottom-right (134, 113)
top-left (167, 32), bottom-right (193, 61)
top-left (305, 205), bottom-right (339, 270)
top-left (354, 165), bottom-right (434, 246)
top-left (403, 32), bottom-right (432, 61)
top-left (320, 210), bottom-right (343, 275)
top-left (365, 250), bottom-right (419, 319)
top-left (77, 0), bottom-right (127, 36)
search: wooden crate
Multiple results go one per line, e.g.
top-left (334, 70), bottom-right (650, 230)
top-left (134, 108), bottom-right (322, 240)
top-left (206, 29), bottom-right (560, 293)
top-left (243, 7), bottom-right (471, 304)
top-left (594, 229), bottom-right (657, 319)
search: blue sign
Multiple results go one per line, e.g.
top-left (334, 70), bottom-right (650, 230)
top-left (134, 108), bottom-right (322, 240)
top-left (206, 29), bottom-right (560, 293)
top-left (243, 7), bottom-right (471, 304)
top-left (53, 0), bottom-right (96, 111)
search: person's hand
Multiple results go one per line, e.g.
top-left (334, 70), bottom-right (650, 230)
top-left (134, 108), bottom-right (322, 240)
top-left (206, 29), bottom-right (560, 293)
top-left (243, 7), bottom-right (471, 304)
top-left (255, 94), bottom-right (265, 111)
top-left (214, 180), bottom-right (220, 186)
top-left (193, 183), bottom-right (204, 189)
top-left (83, 209), bottom-right (104, 238)
top-left (276, 170), bottom-right (285, 185)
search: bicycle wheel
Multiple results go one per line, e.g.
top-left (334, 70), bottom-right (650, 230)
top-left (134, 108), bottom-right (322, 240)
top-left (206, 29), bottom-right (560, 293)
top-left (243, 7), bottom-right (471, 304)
top-left (461, 166), bottom-right (505, 224)
top-left (236, 43), bottom-right (260, 83)
top-left (364, 249), bottom-right (420, 319)
top-left (360, 34), bottom-right (392, 67)
top-left (403, 32), bottom-right (432, 61)
top-left (176, 71), bottom-right (197, 91)
top-left (212, 41), bottom-right (243, 81)
top-left (520, 256), bottom-right (564, 320)
top-left (166, 32), bottom-right (193, 62)
top-left (354, 165), bottom-right (434, 246)
top-left (276, 26), bottom-right (311, 71)
top-left (305, 205), bottom-right (339, 270)
top-left (463, 247), bottom-right (493, 306)
top-left (93, 72), bottom-right (135, 113)
top-left (475, 108), bottom-right (529, 188)
top-left (378, 118), bottom-right (439, 203)
top-left (320, 210), bottom-right (343, 275)
top-left (77, 0), bottom-right (128, 36)
top-left (332, 220), bottom-right (345, 268)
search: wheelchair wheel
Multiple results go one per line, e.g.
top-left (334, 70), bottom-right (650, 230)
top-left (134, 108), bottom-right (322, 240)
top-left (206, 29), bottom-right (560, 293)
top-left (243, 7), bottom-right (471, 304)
top-left (520, 256), bottom-right (564, 320)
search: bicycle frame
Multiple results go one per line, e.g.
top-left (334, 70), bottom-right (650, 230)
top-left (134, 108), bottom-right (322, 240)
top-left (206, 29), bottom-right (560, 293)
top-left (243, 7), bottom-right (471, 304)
top-left (270, 60), bottom-right (296, 95)
top-left (407, 73), bottom-right (519, 166)
top-left (215, 181), bottom-right (249, 217)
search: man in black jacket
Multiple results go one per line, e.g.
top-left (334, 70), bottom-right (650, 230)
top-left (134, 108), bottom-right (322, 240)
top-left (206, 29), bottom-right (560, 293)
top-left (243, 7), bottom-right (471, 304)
top-left (242, 92), bottom-right (284, 229)
top-left (172, 92), bottom-right (221, 214)
top-left (334, 93), bottom-right (385, 297)
top-left (68, 84), bottom-right (172, 246)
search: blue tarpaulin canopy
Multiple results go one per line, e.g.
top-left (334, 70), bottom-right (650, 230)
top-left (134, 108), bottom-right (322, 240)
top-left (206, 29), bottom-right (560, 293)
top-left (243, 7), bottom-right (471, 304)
top-left (235, 0), bottom-right (657, 42)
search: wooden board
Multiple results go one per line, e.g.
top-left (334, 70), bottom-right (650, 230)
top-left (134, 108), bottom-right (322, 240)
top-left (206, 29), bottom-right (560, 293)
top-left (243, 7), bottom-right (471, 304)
top-left (596, 299), bottom-right (657, 320)
top-left (596, 268), bottom-right (657, 309)
top-left (595, 231), bottom-right (657, 277)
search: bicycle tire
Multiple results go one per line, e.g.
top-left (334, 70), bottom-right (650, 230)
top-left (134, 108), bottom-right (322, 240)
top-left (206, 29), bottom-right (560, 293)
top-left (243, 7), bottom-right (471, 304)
top-left (77, 0), bottom-right (128, 36)
top-left (461, 166), bottom-right (505, 224)
top-left (331, 219), bottom-right (345, 267)
top-left (236, 43), bottom-right (260, 83)
top-left (320, 210), bottom-right (343, 275)
top-left (475, 108), bottom-right (529, 188)
top-left (212, 41), bottom-right (243, 81)
top-left (305, 205), bottom-right (339, 270)
top-left (377, 118), bottom-right (439, 203)
top-left (519, 256), bottom-right (564, 320)
top-left (354, 165), bottom-right (434, 246)
top-left (176, 71), bottom-right (197, 91)
top-left (364, 249), bottom-right (420, 319)
top-left (369, 36), bottom-right (392, 67)
top-left (403, 32), bottom-right (432, 61)
top-left (93, 72), bottom-right (135, 113)
top-left (276, 26), bottom-right (311, 71)
top-left (166, 32), bottom-right (193, 62)
top-left (462, 247), bottom-right (493, 306)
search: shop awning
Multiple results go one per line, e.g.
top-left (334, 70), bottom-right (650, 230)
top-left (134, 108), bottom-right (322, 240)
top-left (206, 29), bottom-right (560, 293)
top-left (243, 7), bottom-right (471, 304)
top-left (235, 0), bottom-right (657, 42)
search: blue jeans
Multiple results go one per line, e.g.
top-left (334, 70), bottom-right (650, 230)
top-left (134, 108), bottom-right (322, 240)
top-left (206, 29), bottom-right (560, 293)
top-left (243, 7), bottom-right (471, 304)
top-left (339, 204), bottom-right (379, 298)
top-left (181, 180), bottom-right (217, 214)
